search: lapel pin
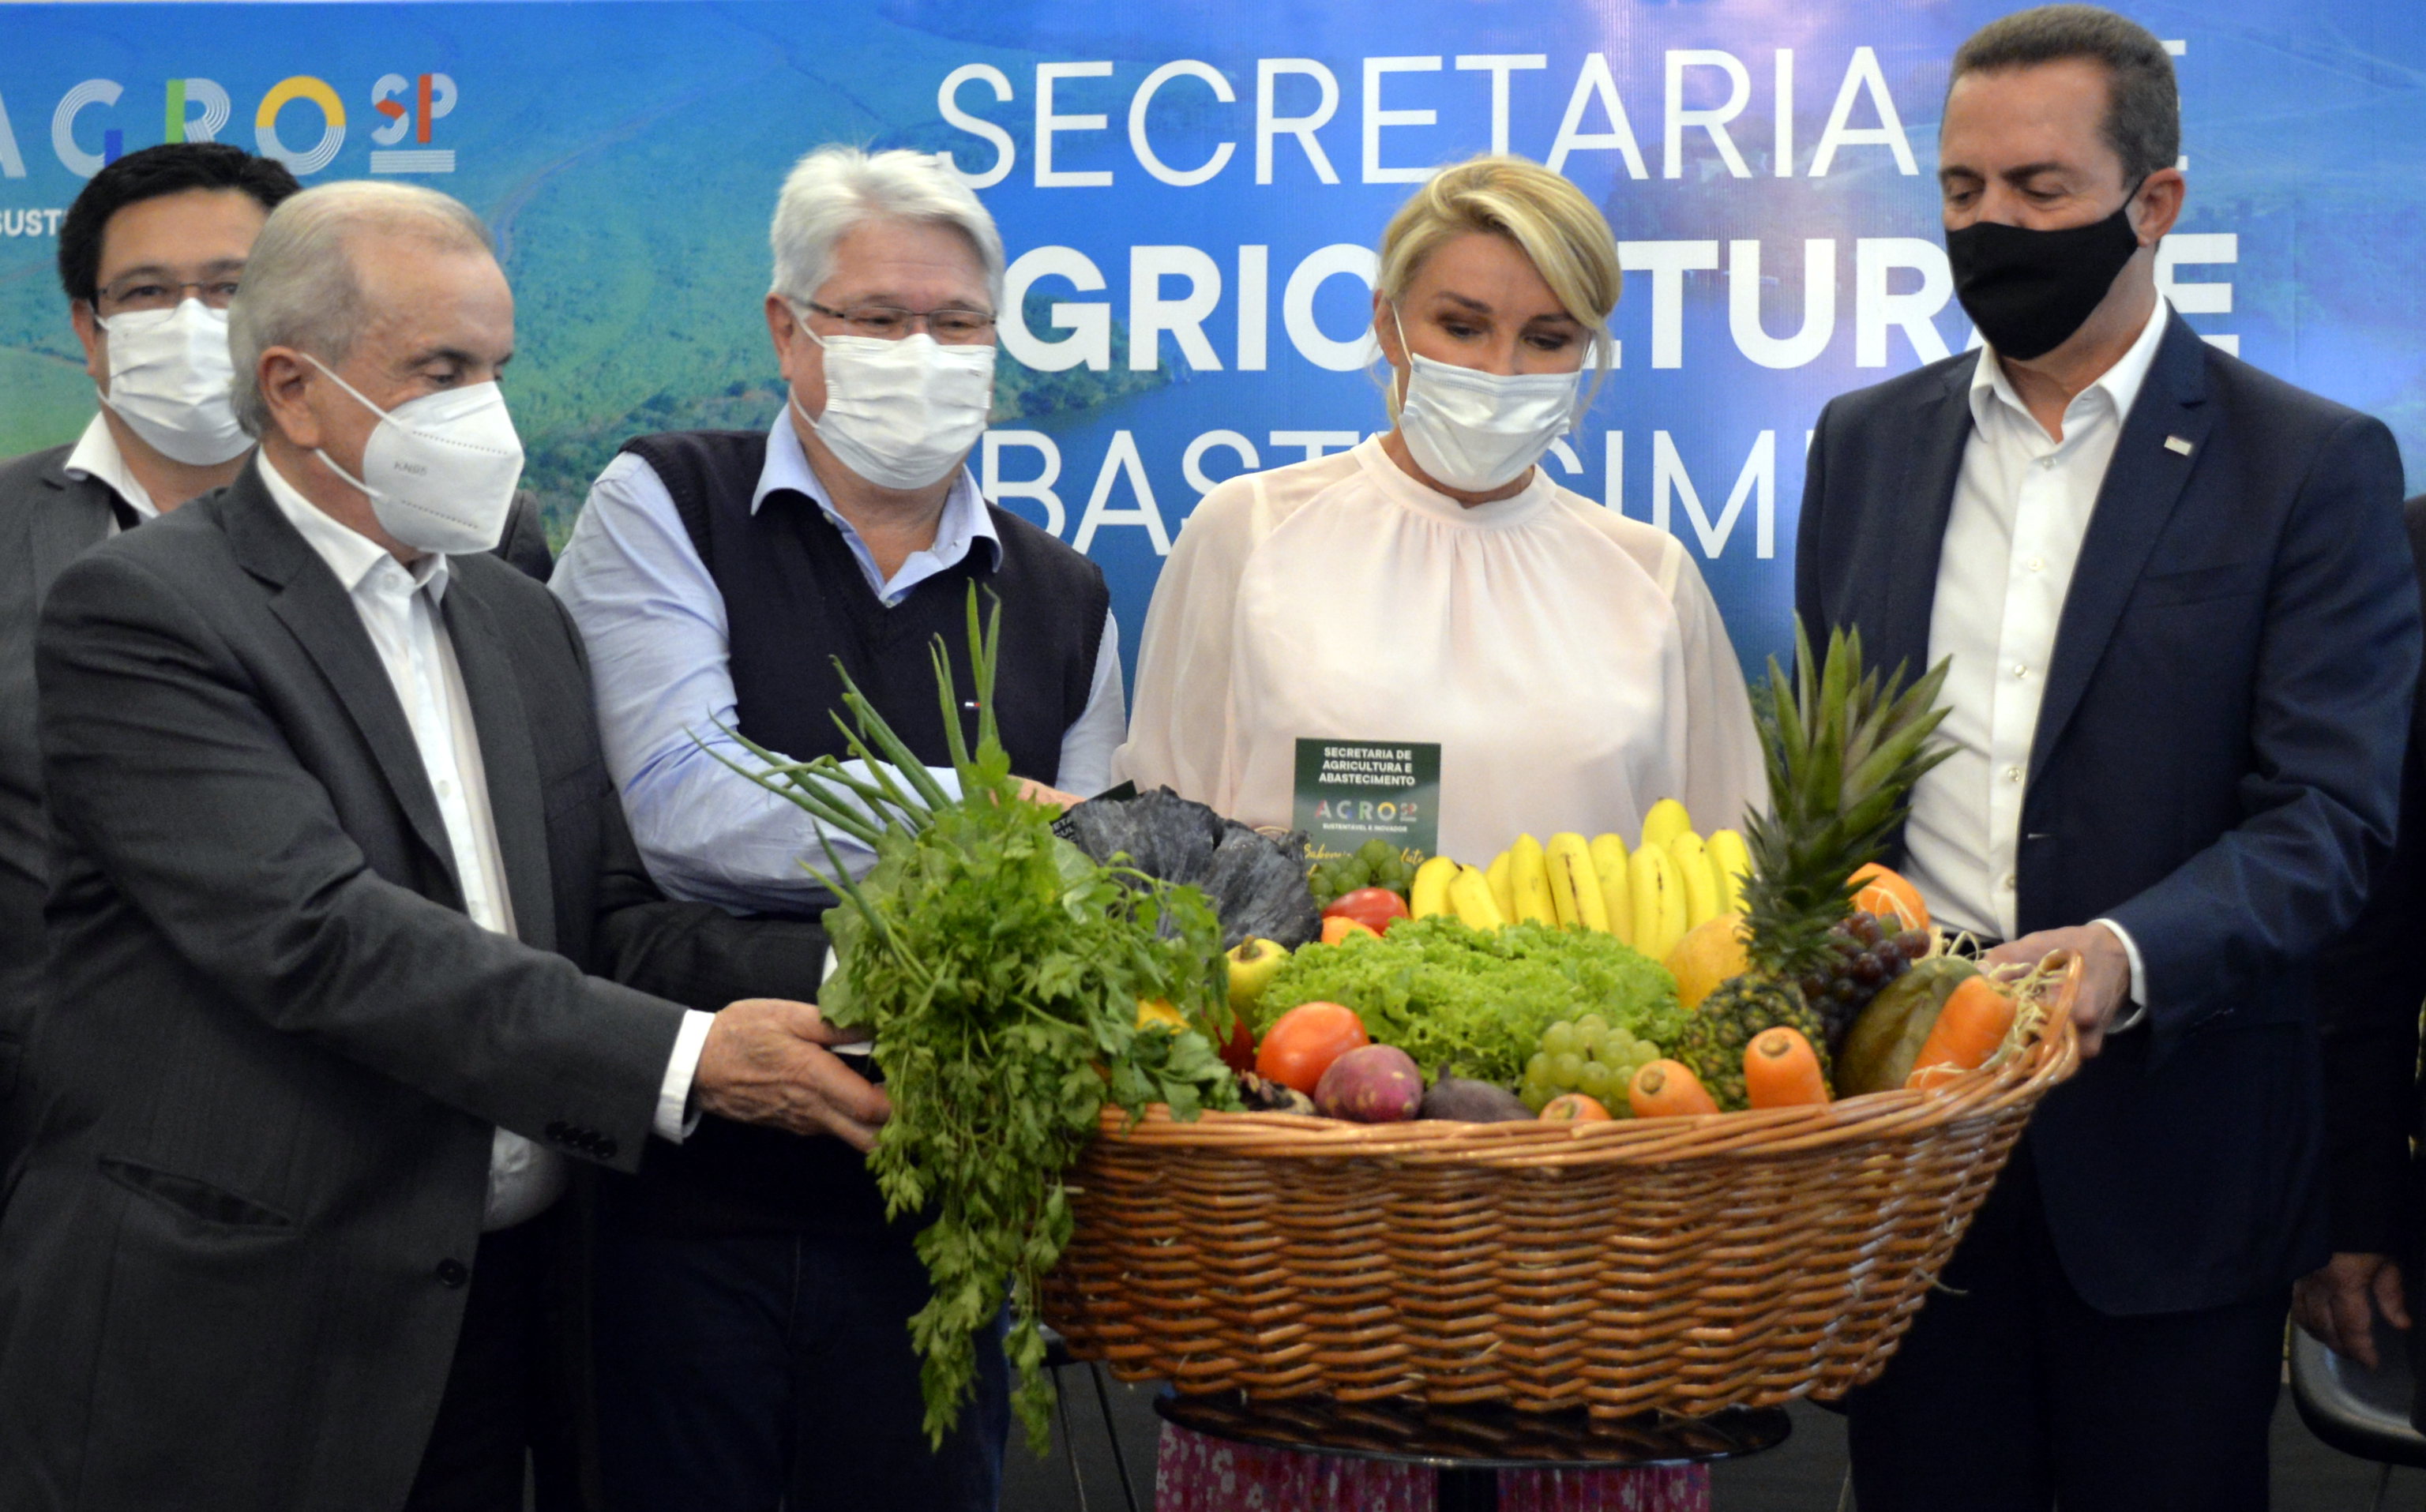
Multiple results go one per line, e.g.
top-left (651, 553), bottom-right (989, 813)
top-left (2164, 435), bottom-right (2194, 456)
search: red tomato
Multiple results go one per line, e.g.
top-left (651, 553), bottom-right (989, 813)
top-left (1216, 1014), bottom-right (1257, 1075)
top-left (1323, 887), bottom-right (1411, 936)
top-left (1255, 1002), bottom-right (1370, 1094)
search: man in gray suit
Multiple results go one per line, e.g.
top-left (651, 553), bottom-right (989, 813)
top-left (0, 149), bottom-right (561, 1172)
top-left (0, 180), bottom-right (889, 1510)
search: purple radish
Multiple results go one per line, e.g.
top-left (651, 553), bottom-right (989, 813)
top-left (1314, 1044), bottom-right (1423, 1123)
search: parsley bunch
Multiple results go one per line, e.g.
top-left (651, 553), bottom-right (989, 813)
top-left (719, 591), bottom-right (1237, 1450)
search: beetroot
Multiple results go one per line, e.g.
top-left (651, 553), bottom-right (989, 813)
top-left (1313, 1044), bottom-right (1423, 1124)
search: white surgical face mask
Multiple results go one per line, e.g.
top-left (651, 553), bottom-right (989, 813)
top-left (304, 355), bottom-right (526, 555)
top-left (1391, 310), bottom-right (1583, 495)
top-left (792, 313), bottom-right (995, 492)
top-left (94, 298), bottom-right (250, 466)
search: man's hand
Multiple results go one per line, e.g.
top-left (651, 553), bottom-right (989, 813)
top-left (1985, 923), bottom-right (2131, 1058)
top-left (2294, 1252), bottom-right (2412, 1370)
top-left (691, 997), bottom-right (890, 1151)
top-left (1015, 778), bottom-right (1082, 811)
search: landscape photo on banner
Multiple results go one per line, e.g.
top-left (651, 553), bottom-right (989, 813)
top-left (0, 0), bottom-right (2415, 680)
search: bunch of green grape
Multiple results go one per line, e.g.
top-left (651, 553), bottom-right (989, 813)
top-left (1307, 839), bottom-right (1421, 907)
top-left (1519, 1014), bottom-right (1664, 1112)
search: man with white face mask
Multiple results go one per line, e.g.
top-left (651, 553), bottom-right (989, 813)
top-left (0, 144), bottom-right (295, 1163)
top-left (0, 147), bottom-right (558, 1174)
top-left (550, 144), bottom-right (1120, 1510)
top-left (0, 180), bottom-right (895, 1512)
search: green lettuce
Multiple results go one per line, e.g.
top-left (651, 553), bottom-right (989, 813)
top-left (1256, 917), bottom-right (1683, 1087)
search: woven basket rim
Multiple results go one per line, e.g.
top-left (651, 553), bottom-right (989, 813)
top-left (1097, 957), bottom-right (2081, 1168)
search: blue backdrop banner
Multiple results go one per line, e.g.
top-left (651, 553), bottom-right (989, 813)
top-left (2, 1), bottom-right (2417, 678)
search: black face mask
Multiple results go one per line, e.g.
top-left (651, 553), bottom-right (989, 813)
top-left (1944, 187), bottom-right (2144, 362)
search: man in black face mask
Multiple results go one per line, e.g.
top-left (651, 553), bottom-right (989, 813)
top-left (1796, 6), bottom-right (2417, 1508)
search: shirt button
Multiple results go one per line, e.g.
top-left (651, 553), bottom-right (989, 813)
top-left (2028, 557), bottom-right (2045, 572)
top-left (2012, 664), bottom-right (2029, 679)
top-left (435, 1258), bottom-right (469, 1288)
top-left (2004, 766), bottom-right (2023, 784)
top-left (2001, 874), bottom-right (2018, 891)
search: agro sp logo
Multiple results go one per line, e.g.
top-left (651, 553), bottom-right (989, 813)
top-left (0, 73), bottom-right (461, 178)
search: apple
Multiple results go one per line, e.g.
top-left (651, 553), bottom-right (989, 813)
top-left (1225, 938), bottom-right (1290, 1012)
top-left (1220, 937), bottom-right (1290, 1073)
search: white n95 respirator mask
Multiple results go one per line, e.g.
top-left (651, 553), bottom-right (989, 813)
top-left (304, 355), bottom-right (526, 555)
top-left (792, 317), bottom-right (996, 492)
top-left (94, 298), bottom-right (250, 466)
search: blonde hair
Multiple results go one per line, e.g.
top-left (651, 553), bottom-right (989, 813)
top-left (1375, 155), bottom-right (1621, 418)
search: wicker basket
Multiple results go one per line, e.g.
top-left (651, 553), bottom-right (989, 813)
top-left (1042, 961), bottom-right (2081, 1417)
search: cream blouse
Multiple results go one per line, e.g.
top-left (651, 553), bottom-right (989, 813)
top-left (1115, 437), bottom-right (1766, 863)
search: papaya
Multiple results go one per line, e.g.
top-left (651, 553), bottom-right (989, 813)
top-left (1836, 956), bottom-right (1979, 1096)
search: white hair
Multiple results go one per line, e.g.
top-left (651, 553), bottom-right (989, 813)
top-left (227, 180), bottom-right (491, 437)
top-left (768, 146), bottom-right (1005, 310)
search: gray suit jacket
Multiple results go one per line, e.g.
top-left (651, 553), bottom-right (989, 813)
top-left (0, 440), bottom-right (551, 1164)
top-left (0, 461), bottom-right (812, 1510)
top-left (0, 446), bottom-right (108, 1130)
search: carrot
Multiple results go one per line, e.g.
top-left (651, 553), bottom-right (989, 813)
top-left (1628, 1059), bottom-right (1721, 1118)
top-left (1744, 1026), bottom-right (1830, 1108)
top-left (1905, 975), bottom-right (2016, 1083)
top-left (1904, 1064), bottom-right (1969, 1094)
top-left (1540, 1093), bottom-right (1613, 1124)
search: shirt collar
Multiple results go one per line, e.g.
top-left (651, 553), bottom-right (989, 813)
top-left (63, 412), bottom-right (160, 520)
top-left (752, 409), bottom-right (1000, 571)
top-left (1970, 294), bottom-right (2172, 439)
top-left (259, 452), bottom-right (450, 600)
top-left (1351, 433), bottom-right (1559, 530)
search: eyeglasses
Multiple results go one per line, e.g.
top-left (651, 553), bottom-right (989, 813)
top-left (97, 276), bottom-right (242, 313)
top-left (802, 300), bottom-right (996, 344)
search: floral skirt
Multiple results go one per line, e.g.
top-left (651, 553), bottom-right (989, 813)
top-left (1154, 1424), bottom-right (1713, 1512)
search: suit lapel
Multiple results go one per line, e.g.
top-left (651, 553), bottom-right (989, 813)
top-left (1868, 360), bottom-right (1977, 681)
top-left (439, 576), bottom-right (558, 954)
top-left (227, 465), bottom-right (464, 901)
top-left (28, 460), bottom-right (116, 598)
top-left (2028, 314), bottom-right (2214, 778)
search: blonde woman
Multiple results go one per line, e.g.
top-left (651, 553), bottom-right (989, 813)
top-left (1124, 156), bottom-right (1756, 1510)
top-left (1119, 155), bottom-right (1759, 871)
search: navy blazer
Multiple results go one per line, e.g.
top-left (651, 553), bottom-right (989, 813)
top-left (1797, 311), bottom-right (2419, 1315)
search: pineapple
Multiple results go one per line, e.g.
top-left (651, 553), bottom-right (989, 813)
top-left (1676, 621), bottom-right (1951, 1109)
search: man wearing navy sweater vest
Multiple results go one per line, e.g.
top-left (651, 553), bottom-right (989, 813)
top-left (550, 144), bottom-right (1123, 1512)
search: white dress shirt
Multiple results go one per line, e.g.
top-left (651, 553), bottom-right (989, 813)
top-left (65, 413), bottom-right (160, 528)
top-left (1904, 297), bottom-right (2171, 1011)
top-left (1117, 437), bottom-right (1766, 861)
top-left (550, 413), bottom-right (1125, 916)
top-left (258, 456), bottom-right (712, 1229)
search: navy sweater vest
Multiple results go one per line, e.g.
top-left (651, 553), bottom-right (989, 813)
top-left (612, 428), bottom-right (1109, 1235)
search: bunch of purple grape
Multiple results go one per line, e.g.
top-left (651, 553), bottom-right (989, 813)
top-left (1799, 911), bottom-right (1934, 1050)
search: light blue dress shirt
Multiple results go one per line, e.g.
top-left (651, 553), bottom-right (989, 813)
top-left (550, 414), bottom-right (1124, 916)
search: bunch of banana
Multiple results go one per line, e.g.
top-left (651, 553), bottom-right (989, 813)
top-left (1404, 800), bottom-right (1756, 955)
top-left (1410, 854), bottom-right (1505, 930)
top-left (1627, 800), bottom-right (1751, 959)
